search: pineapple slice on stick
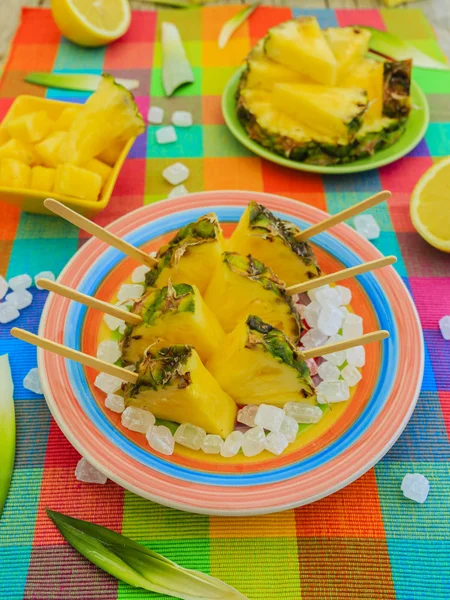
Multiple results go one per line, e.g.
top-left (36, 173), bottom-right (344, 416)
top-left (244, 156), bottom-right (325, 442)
top-left (122, 282), bottom-right (225, 365)
top-left (207, 316), bottom-right (316, 407)
top-left (123, 345), bottom-right (237, 437)
top-left (145, 213), bottom-right (225, 295)
top-left (204, 252), bottom-right (301, 341)
top-left (227, 202), bottom-right (320, 287)
top-left (324, 27), bottom-right (371, 83)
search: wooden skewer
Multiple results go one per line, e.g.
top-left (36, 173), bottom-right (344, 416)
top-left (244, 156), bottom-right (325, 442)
top-left (286, 255), bottom-right (396, 296)
top-left (300, 330), bottom-right (389, 360)
top-left (294, 190), bottom-right (391, 242)
top-left (37, 278), bottom-right (142, 326)
top-left (44, 198), bottom-right (158, 267)
top-left (10, 327), bottom-right (138, 384)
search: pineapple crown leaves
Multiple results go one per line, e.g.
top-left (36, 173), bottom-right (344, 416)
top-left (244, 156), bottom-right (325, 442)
top-left (95, 74), bottom-right (145, 135)
top-left (139, 282), bottom-right (196, 326)
top-left (131, 345), bottom-right (193, 393)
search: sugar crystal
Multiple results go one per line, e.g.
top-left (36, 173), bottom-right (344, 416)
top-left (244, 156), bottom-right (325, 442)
top-left (146, 425), bottom-right (175, 455)
top-left (265, 431), bottom-right (289, 455)
top-left (0, 303), bottom-right (20, 324)
top-left (131, 265), bottom-right (150, 283)
top-left (156, 126), bottom-right (177, 145)
top-left (97, 340), bottom-right (121, 364)
top-left (220, 430), bottom-right (244, 457)
top-left (174, 423), bottom-right (206, 450)
top-left (284, 402), bottom-right (323, 423)
top-left (162, 162), bottom-right (189, 185)
top-left (23, 367), bottom-right (42, 394)
top-left (171, 110), bottom-right (193, 127)
top-left (237, 404), bottom-right (258, 427)
top-left (279, 415), bottom-right (298, 443)
top-left (122, 407), bottom-right (155, 434)
top-left (8, 274), bottom-right (32, 291)
top-left (401, 473), bottom-right (430, 504)
top-left (75, 457), bottom-right (107, 484)
top-left (105, 393), bottom-right (125, 413)
top-left (148, 106), bottom-right (164, 124)
top-left (202, 434), bottom-right (224, 454)
top-left (242, 426), bottom-right (266, 457)
top-left (254, 404), bottom-right (285, 432)
top-left (35, 271), bottom-right (55, 289)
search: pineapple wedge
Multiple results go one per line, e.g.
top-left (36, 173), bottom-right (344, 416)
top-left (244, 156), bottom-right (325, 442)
top-left (6, 110), bottom-right (53, 144)
top-left (0, 139), bottom-right (36, 165)
top-left (30, 166), bottom-right (56, 192)
top-left (264, 17), bottom-right (338, 86)
top-left (54, 163), bottom-right (102, 200)
top-left (145, 213), bottom-right (225, 295)
top-left (341, 58), bottom-right (384, 122)
top-left (54, 106), bottom-right (82, 131)
top-left (96, 137), bottom-right (125, 166)
top-left (204, 252), bottom-right (300, 341)
top-left (121, 282), bottom-right (225, 365)
top-left (123, 345), bottom-right (237, 437)
top-left (34, 131), bottom-right (66, 168)
top-left (207, 316), bottom-right (316, 407)
top-left (228, 202), bottom-right (320, 287)
top-left (273, 83), bottom-right (368, 139)
top-left (58, 74), bottom-right (145, 165)
top-left (324, 27), bottom-right (371, 82)
top-left (0, 158), bottom-right (31, 188)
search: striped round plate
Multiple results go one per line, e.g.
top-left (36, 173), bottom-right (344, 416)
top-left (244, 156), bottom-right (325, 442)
top-left (38, 191), bottom-right (423, 515)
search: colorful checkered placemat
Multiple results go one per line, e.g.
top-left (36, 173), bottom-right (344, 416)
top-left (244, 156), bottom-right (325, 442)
top-left (0, 6), bottom-right (449, 599)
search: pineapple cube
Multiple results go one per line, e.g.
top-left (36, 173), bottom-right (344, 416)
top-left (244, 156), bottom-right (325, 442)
top-left (264, 17), bottom-right (338, 86)
top-left (228, 202), bottom-right (320, 287)
top-left (204, 252), bottom-right (300, 341)
top-left (82, 158), bottom-right (112, 186)
top-left (324, 27), bottom-right (371, 82)
top-left (341, 58), bottom-right (384, 122)
top-left (0, 158), bottom-right (31, 188)
top-left (30, 166), bottom-right (56, 192)
top-left (122, 283), bottom-right (225, 364)
top-left (207, 316), bottom-right (316, 407)
top-left (0, 138), bottom-right (37, 165)
top-left (123, 345), bottom-right (237, 437)
top-left (6, 110), bottom-right (53, 144)
top-left (96, 137), bottom-right (125, 166)
top-left (54, 163), bottom-right (102, 200)
top-left (34, 131), bottom-right (67, 168)
top-left (54, 106), bottom-right (82, 131)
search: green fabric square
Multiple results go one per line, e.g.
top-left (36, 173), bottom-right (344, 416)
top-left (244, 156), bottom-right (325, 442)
top-left (53, 40), bottom-right (105, 72)
top-left (150, 67), bottom-right (201, 97)
top-left (202, 67), bottom-right (236, 95)
top-left (203, 125), bottom-right (254, 157)
top-left (6, 237), bottom-right (79, 280)
top-left (146, 125), bottom-right (203, 158)
top-left (413, 68), bottom-right (450, 94)
top-left (382, 8), bottom-right (435, 40)
top-left (145, 157), bottom-right (204, 197)
top-left (153, 40), bottom-right (202, 68)
top-left (325, 191), bottom-right (395, 232)
top-left (14, 212), bottom-right (79, 240)
top-left (425, 123), bottom-right (450, 156)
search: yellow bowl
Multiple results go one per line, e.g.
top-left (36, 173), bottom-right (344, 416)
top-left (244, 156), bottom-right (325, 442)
top-left (0, 95), bottom-right (136, 218)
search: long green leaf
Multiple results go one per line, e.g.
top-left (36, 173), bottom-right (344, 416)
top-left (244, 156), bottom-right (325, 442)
top-left (161, 22), bottom-right (195, 96)
top-left (0, 355), bottom-right (15, 517)
top-left (364, 27), bottom-right (449, 71)
top-left (218, 4), bottom-right (260, 50)
top-left (47, 509), bottom-right (248, 600)
top-left (25, 73), bottom-right (140, 92)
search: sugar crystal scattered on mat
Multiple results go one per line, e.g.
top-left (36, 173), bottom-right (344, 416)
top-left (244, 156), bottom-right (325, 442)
top-left (265, 431), bottom-right (289, 455)
top-left (147, 106), bottom-right (164, 124)
top-left (242, 426), bottom-right (266, 457)
top-left (0, 275), bottom-right (8, 299)
top-left (341, 364), bottom-right (362, 387)
top-left (284, 402), bottom-right (323, 423)
top-left (254, 404), bottom-right (285, 432)
top-left (237, 404), bottom-right (258, 427)
top-left (439, 315), bottom-right (450, 340)
top-left (354, 214), bottom-right (380, 240)
top-left (202, 434), bottom-right (224, 454)
top-left (0, 302), bottom-right (20, 324)
top-left (318, 361), bottom-right (340, 382)
top-left (401, 473), bottom-right (430, 504)
top-left (220, 430), bottom-right (244, 458)
top-left (94, 372), bottom-right (123, 394)
top-left (117, 283), bottom-right (144, 302)
top-left (162, 162), bottom-right (189, 185)
top-left (5, 289), bottom-right (32, 310)
top-left (23, 367), bottom-right (42, 394)
top-left (75, 457), bottom-right (107, 484)
top-left (168, 184), bottom-right (188, 199)
top-left (105, 393), bottom-right (125, 413)
top-left (8, 273), bottom-right (32, 291)
top-left (146, 425), bottom-right (175, 455)
top-left (156, 125), bottom-right (177, 144)
top-left (279, 415), bottom-right (298, 443)
top-left (174, 423), bottom-right (207, 450)
top-left (97, 340), bottom-right (121, 364)
top-left (35, 271), bottom-right (55, 289)
top-left (317, 380), bottom-right (350, 403)
top-left (121, 406), bottom-right (155, 434)
top-left (131, 265), bottom-right (150, 283)
top-left (171, 110), bottom-right (193, 127)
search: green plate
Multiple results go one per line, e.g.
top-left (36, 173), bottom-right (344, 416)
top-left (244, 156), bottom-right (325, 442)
top-left (222, 66), bottom-right (430, 175)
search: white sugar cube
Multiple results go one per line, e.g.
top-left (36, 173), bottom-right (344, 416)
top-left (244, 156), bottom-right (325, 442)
top-left (105, 393), bottom-right (125, 413)
top-left (342, 313), bottom-right (363, 339)
top-left (8, 274), bottom-right (32, 291)
top-left (0, 275), bottom-right (8, 299)
top-left (131, 265), bottom-right (150, 283)
top-left (335, 285), bottom-right (351, 306)
top-left (146, 425), bottom-right (175, 455)
top-left (171, 110), bottom-right (193, 127)
top-left (354, 214), bottom-right (380, 240)
top-left (94, 372), bottom-right (123, 394)
top-left (300, 328), bottom-right (328, 350)
top-left (284, 402), bottom-right (323, 424)
top-left (279, 415), bottom-right (298, 443)
top-left (439, 315), bottom-right (450, 340)
top-left (317, 305), bottom-right (344, 337)
top-left (265, 431), bottom-right (289, 455)
top-left (307, 285), bottom-right (330, 303)
top-left (254, 404), bottom-right (285, 432)
top-left (148, 105), bottom-right (164, 125)
top-left (5, 290), bottom-right (32, 310)
top-left (174, 423), bottom-right (206, 450)
top-left (23, 367), bottom-right (42, 394)
top-left (304, 301), bottom-right (321, 328)
top-left (237, 404), bottom-right (258, 427)
top-left (121, 406), bottom-right (155, 434)
top-left (117, 283), bottom-right (144, 302)
top-left (162, 162), bottom-right (189, 186)
top-left (341, 365), bottom-right (362, 387)
top-left (202, 434), bottom-right (224, 455)
top-left (156, 126), bottom-right (177, 145)
top-left (75, 457), bottom-right (107, 484)
top-left (317, 361), bottom-right (340, 382)
top-left (346, 345), bottom-right (365, 367)
top-left (0, 302), bottom-right (20, 324)
top-left (97, 340), bottom-right (121, 364)
top-left (315, 286), bottom-right (341, 307)
top-left (323, 334), bottom-right (347, 366)
top-left (104, 302), bottom-right (127, 332)
top-left (168, 184), bottom-right (188, 199)
top-left (401, 473), bottom-right (430, 504)
top-left (242, 426), bottom-right (266, 457)
top-left (317, 380), bottom-right (350, 403)
top-left (35, 271), bottom-right (55, 289)
top-left (220, 430), bottom-right (244, 458)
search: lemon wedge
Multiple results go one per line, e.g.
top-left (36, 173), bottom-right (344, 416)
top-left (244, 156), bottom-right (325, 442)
top-left (51, 0), bottom-right (131, 47)
top-left (410, 157), bottom-right (450, 253)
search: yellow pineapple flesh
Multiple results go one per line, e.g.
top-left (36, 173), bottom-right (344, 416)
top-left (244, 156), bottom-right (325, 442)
top-left (123, 346), bottom-right (237, 437)
top-left (30, 166), bottom-right (56, 192)
top-left (54, 106), bottom-right (82, 131)
top-left (121, 282), bottom-right (225, 365)
top-left (341, 58), bottom-right (384, 122)
top-left (96, 137), bottom-right (125, 166)
top-left (324, 27), bottom-right (371, 82)
top-left (6, 110), bottom-right (53, 144)
top-left (82, 157), bottom-right (112, 186)
top-left (54, 163), bottom-right (102, 200)
top-left (0, 139), bottom-right (37, 165)
top-left (0, 158), bottom-right (31, 188)
top-left (34, 131), bottom-right (67, 168)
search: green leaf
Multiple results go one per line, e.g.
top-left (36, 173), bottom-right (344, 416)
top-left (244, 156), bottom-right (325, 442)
top-left (46, 509), bottom-right (249, 600)
top-left (25, 73), bottom-right (140, 92)
top-left (364, 27), bottom-right (449, 71)
top-left (161, 22), bottom-right (195, 96)
top-left (0, 354), bottom-right (15, 517)
top-left (218, 4), bottom-right (260, 50)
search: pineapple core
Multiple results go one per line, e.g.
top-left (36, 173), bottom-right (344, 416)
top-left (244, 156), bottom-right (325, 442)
top-left (123, 345), bottom-right (237, 437)
top-left (228, 202), bottom-right (320, 287)
top-left (204, 251), bottom-right (301, 341)
top-left (207, 316), bottom-right (316, 407)
top-left (121, 282), bottom-right (224, 365)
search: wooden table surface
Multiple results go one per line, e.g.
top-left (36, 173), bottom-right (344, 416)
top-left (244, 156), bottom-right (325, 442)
top-left (1, 0), bottom-right (449, 69)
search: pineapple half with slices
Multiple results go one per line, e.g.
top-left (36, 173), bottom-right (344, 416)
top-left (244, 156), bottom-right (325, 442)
top-left (228, 202), bottom-right (320, 287)
top-left (121, 282), bottom-right (225, 365)
top-left (204, 252), bottom-right (301, 341)
top-left (207, 316), bottom-right (316, 407)
top-left (145, 213), bottom-right (225, 295)
top-left (122, 345), bottom-right (237, 437)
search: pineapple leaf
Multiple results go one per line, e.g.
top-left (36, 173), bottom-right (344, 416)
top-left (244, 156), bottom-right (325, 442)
top-left (161, 22), bottom-right (195, 96)
top-left (218, 4), bottom-right (260, 49)
top-left (25, 73), bottom-right (140, 92)
top-left (0, 355), bottom-right (15, 517)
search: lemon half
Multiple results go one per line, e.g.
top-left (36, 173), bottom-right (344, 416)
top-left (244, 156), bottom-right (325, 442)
top-left (51, 0), bottom-right (131, 47)
top-left (410, 157), bottom-right (450, 253)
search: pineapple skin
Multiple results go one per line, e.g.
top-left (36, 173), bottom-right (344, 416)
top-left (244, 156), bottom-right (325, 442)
top-left (228, 202), bottom-right (321, 287)
top-left (121, 282), bottom-right (225, 364)
top-left (123, 345), bottom-right (237, 437)
top-left (207, 316), bottom-right (316, 407)
top-left (204, 251), bottom-right (301, 341)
